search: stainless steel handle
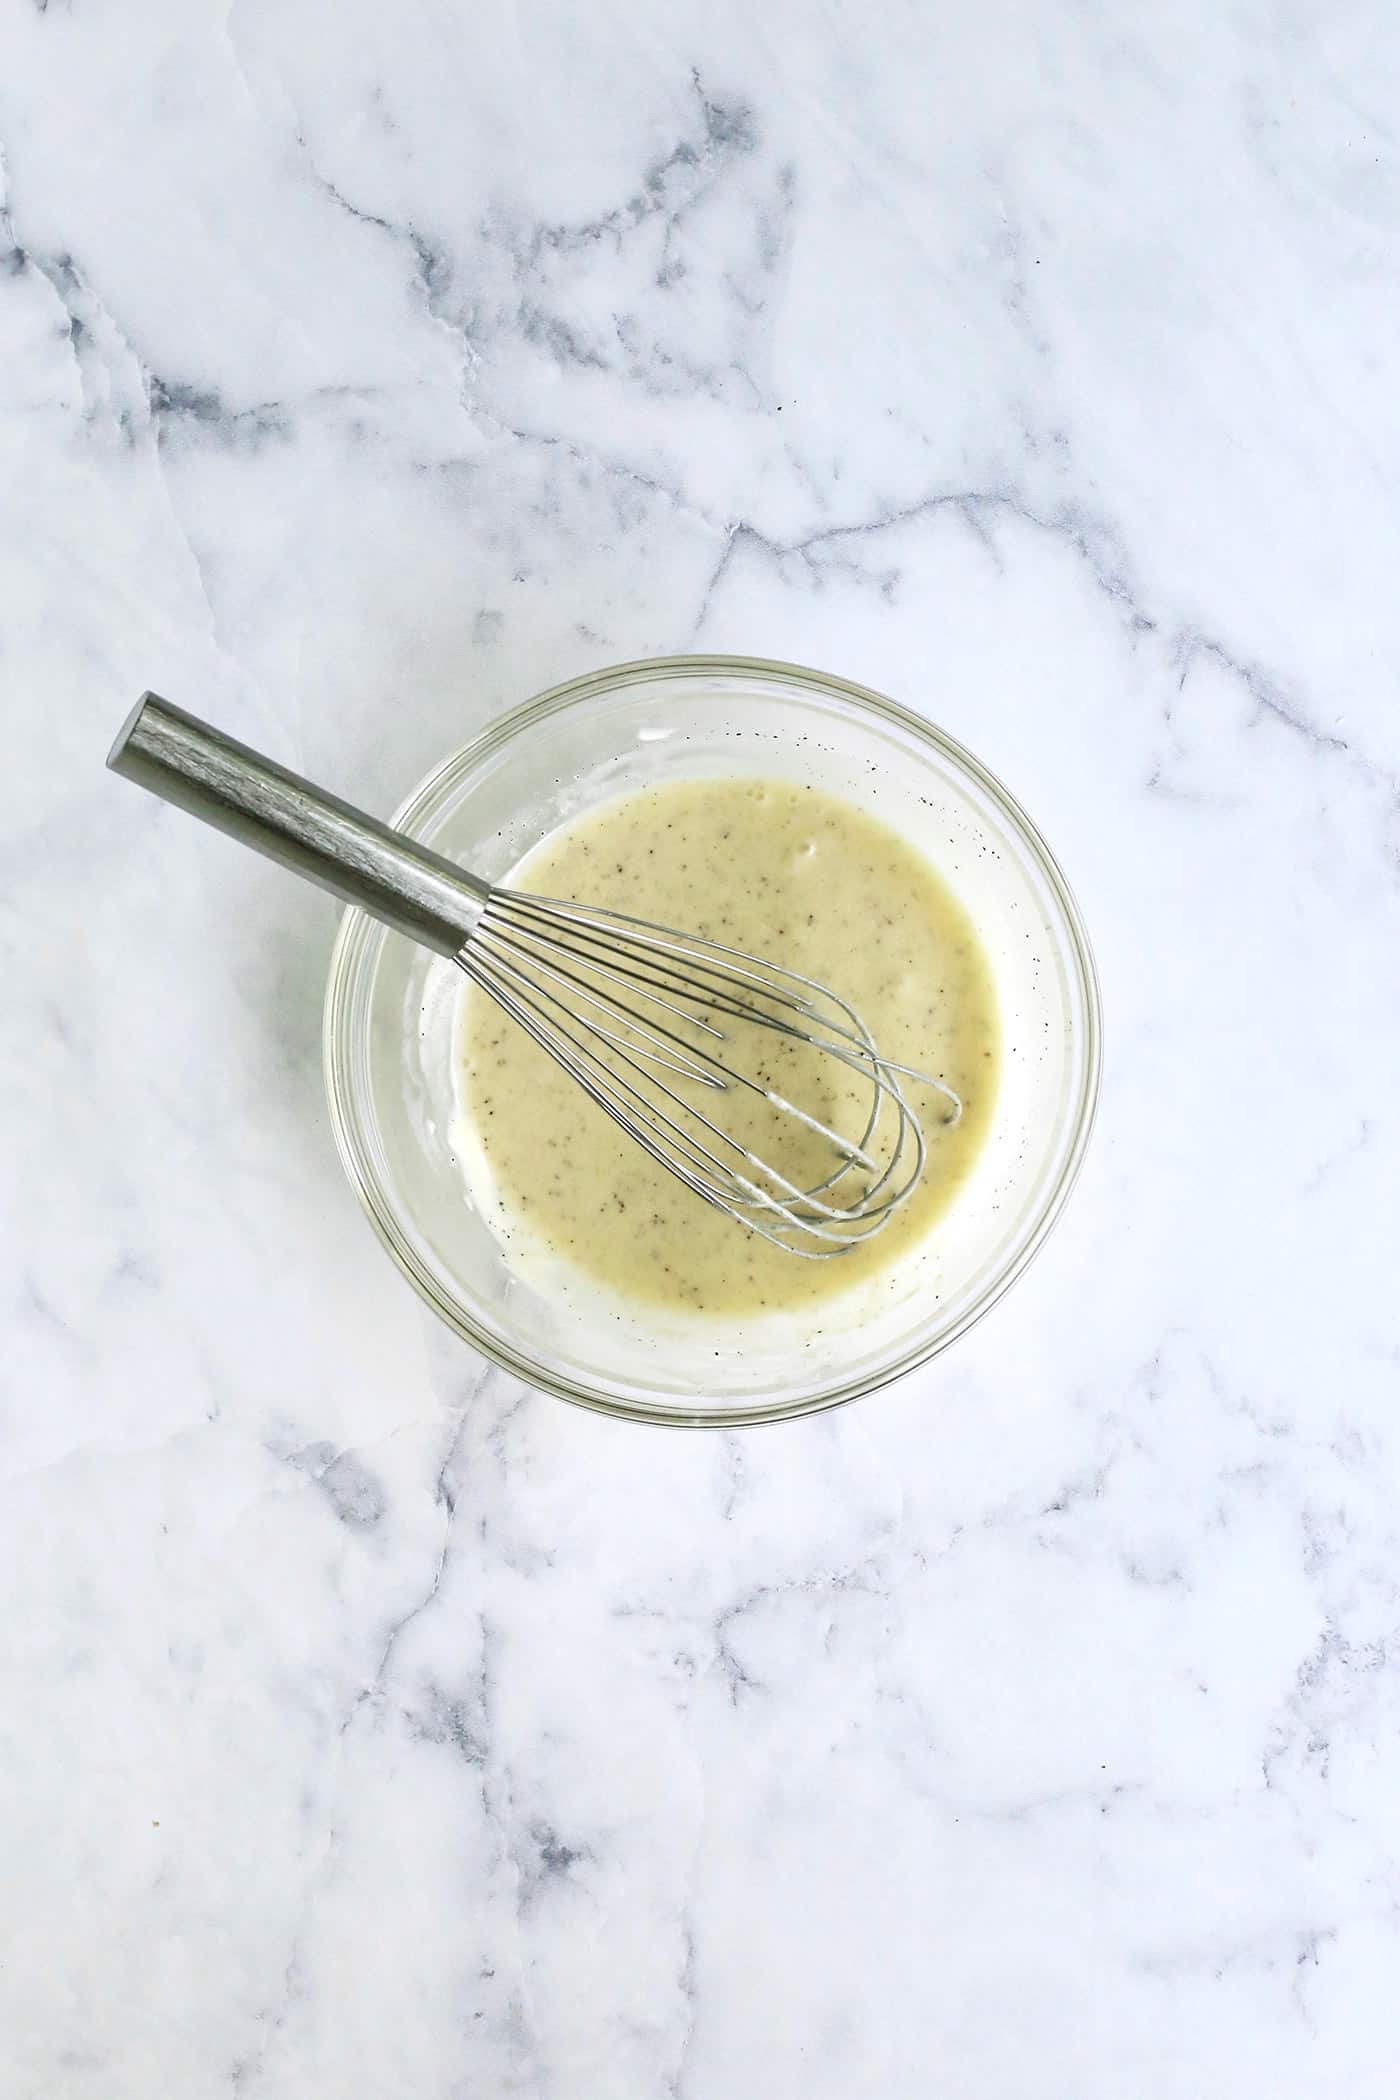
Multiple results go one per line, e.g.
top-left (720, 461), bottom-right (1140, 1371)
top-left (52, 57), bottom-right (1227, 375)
top-left (107, 693), bottom-right (489, 956)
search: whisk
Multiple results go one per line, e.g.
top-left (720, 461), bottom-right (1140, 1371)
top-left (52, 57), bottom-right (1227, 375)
top-left (108, 695), bottom-right (959, 1257)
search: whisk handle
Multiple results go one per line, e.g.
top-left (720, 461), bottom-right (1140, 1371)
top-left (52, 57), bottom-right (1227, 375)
top-left (108, 693), bottom-right (489, 956)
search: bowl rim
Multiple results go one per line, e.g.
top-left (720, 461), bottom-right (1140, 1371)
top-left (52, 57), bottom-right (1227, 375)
top-left (323, 652), bottom-right (1102, 1427)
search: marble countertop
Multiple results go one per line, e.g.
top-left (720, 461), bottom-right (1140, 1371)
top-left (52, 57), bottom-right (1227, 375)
top-left (5, 3), bottom-right (1399, 2093)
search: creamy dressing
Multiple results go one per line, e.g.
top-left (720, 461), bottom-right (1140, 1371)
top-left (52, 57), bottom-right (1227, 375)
top-left (457, 778), bottom-right (998, 1315)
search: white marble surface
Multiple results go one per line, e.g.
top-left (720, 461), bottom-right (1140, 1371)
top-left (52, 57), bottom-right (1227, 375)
top-left (4, 1), bottom-right (1400, 2091)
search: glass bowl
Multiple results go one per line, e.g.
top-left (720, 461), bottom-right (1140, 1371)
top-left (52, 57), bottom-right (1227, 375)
top-left (323, 655), bottom-right (1101, 1426)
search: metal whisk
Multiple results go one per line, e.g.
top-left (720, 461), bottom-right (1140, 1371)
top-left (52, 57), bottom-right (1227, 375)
top-left (109, 695), bottom-right (958, 1257)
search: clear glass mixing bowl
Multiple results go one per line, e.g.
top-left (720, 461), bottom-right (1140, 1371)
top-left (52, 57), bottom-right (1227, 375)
top-left (323, 655), bottom-right (1101, 1425)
